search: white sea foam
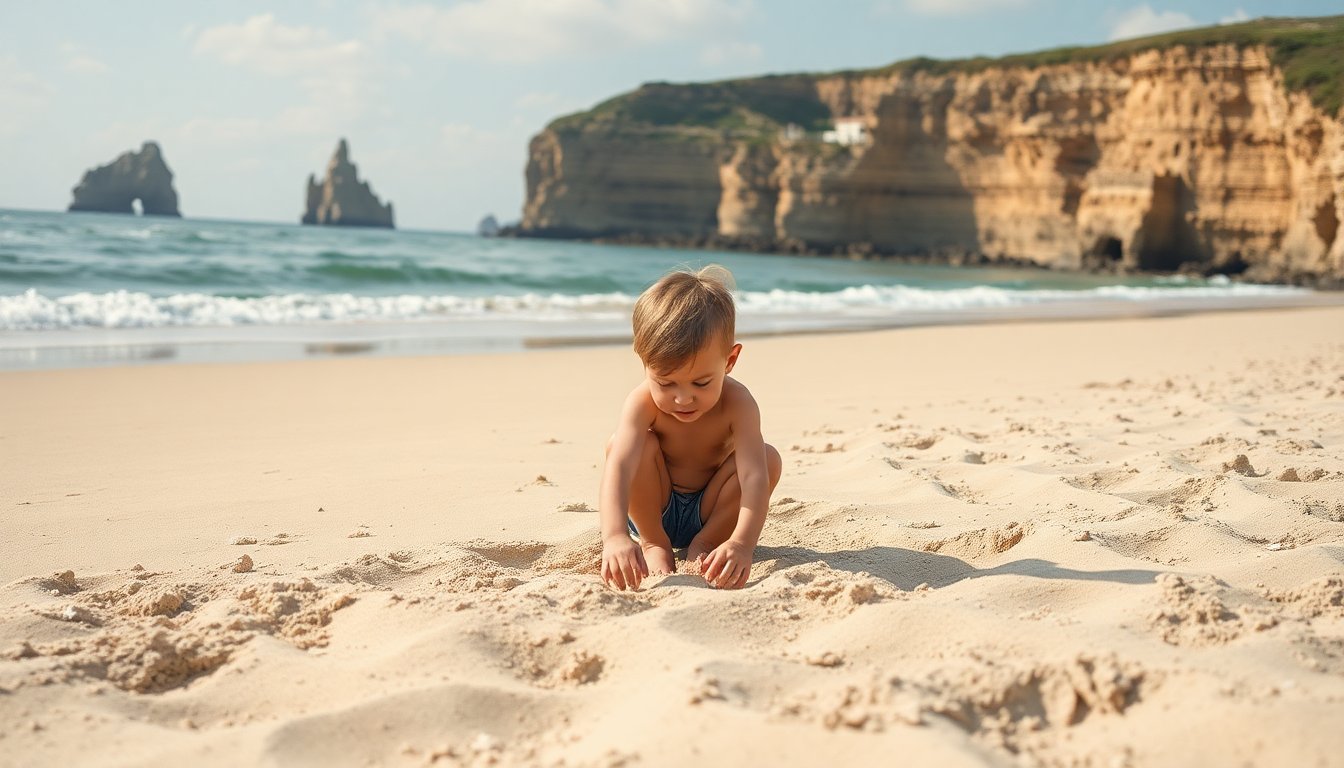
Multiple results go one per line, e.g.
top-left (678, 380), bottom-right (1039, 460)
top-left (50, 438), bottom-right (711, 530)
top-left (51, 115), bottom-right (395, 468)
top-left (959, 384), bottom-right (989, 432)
top-left (0, 282), bottom-right (1311, 332)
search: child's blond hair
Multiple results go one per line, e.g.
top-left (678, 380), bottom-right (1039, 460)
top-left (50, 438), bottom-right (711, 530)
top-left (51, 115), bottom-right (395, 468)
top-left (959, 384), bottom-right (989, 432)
top-left (632, 265), bottom-right (736, 373)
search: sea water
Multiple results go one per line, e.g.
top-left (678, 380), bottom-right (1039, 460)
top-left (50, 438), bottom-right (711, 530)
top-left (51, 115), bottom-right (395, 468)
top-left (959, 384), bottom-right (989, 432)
top-left (0, 208), bottom-right (1331, 369)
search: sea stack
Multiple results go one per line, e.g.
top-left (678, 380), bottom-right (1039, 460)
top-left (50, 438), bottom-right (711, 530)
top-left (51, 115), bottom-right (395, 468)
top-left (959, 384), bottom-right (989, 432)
top-left (302, 139), bottom-right (394, 228)
top-left (68, 141), bottom-right (181, 217)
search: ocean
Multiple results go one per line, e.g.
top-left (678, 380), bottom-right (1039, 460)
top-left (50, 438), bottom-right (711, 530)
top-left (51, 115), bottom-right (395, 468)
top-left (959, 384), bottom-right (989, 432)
top-left (0, 208), bottom-right (1333, 370)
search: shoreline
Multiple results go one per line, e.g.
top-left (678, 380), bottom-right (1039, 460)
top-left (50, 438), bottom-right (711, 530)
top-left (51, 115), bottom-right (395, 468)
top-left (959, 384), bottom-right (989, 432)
top-left (3, 291), bottom-right (1341, 371)
top-left (506, 228), bottom-right (1344, 290)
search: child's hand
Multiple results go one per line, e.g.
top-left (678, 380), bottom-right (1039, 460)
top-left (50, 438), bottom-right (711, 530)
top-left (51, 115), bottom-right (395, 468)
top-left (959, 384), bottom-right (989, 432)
top-left (701, 539), bottom-right (752, 589)
top-left (601, 534), bottom-right (649, 591)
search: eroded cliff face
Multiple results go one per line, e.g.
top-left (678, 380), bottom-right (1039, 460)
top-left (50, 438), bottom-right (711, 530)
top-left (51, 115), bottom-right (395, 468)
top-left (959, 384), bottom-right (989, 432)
top-left (521, 45), bottom-right (1344, 283)
top-left (523, 128), bottom-right (723, 237)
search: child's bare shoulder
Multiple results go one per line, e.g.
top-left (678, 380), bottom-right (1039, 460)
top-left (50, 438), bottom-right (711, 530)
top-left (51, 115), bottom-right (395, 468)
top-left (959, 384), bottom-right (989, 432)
top-left (620, 382), bottom-right (658, 418)
top-left (720, 376), bottom-right (761, 416)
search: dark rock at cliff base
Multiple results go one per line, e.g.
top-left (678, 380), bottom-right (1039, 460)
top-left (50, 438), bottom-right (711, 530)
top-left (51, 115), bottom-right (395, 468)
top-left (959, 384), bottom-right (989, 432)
top-left (302, 139), bottom-right (394, 228)
top-left (68, 141), bottom-right (181, 217)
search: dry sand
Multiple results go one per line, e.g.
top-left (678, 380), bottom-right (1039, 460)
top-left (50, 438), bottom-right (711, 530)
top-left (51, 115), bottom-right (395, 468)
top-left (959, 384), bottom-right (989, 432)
top-left (2, 306), bottom-right (1343, 767)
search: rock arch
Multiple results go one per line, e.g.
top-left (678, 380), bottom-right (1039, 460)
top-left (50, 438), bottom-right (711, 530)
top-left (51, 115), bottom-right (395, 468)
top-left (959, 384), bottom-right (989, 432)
top-left (68, 142), bottom-right (181, 217)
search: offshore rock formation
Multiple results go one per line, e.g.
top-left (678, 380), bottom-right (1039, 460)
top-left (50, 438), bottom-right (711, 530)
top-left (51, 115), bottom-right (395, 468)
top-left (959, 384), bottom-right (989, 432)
top-left (520, 19), bottom-right (1344, 285)
top-left (302, 139), bottom-right (394, 228)
top-left (68, 142), bottom-right (181, 217)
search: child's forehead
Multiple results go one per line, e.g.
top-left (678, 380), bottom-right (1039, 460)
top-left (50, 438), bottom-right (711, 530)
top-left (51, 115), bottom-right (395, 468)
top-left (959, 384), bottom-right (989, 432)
top-left (648, 343), bottom-right (729, 377)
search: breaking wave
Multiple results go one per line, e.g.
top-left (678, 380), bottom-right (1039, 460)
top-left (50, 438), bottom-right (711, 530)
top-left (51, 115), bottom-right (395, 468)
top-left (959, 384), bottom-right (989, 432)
top-left (0, 281), bottom-right (1310, 331)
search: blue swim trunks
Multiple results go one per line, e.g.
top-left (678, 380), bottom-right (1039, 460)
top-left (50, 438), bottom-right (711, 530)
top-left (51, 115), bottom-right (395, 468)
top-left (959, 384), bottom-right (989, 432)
top-left (627, 488), bottom-right (705, 549)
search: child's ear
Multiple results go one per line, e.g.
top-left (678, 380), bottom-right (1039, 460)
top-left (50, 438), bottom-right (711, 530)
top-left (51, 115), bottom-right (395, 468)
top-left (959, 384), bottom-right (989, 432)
top-left (724, 343), bottom-right (742, 373)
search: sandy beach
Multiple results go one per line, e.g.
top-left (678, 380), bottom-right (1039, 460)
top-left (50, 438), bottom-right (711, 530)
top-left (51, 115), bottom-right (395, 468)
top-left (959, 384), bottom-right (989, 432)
top-left (2, 306), bottom-right (1343, 767)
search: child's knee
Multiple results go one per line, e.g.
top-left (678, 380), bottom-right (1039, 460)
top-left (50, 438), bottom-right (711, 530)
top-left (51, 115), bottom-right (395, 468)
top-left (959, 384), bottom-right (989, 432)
top-left (766, 443), bottom-right (783, 487)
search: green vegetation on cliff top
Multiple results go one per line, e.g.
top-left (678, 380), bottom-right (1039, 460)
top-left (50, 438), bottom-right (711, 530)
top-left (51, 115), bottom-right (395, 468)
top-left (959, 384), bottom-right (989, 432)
top-left (549, 14), bottom-right (1344, 136)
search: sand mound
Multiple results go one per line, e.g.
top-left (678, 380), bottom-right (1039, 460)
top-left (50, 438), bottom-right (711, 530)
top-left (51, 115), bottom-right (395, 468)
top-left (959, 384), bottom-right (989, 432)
top-left (38, 570), bottom-right (80, 595)
top-left (234, 579), bottom-right (356, 649)
top-left (928, 655), bottom-right (1150, 746)
top-left (921, 522), bottom-right (1027, 559)
top-left (1267, 576), bottom-right (1344, 618)
top-left (3, 567), bottom-right (357, 693)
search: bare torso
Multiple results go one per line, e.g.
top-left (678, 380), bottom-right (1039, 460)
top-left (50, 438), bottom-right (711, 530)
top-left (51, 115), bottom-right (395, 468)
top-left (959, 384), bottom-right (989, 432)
top-left (646, 378), bottom-right (742, 492)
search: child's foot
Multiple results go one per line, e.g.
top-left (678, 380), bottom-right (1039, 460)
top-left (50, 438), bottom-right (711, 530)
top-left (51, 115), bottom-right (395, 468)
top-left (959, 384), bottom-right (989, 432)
top-left (640, 542), bottom-right (675, 575)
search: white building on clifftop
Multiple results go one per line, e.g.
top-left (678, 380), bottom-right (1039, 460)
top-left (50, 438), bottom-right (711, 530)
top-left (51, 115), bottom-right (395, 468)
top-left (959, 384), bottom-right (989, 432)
top-left (823, 117), bottom-right (870, 146)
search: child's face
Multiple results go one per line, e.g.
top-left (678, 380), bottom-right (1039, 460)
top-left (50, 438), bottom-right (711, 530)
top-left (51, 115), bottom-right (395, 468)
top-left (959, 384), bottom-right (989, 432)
top-left (644, 341), bottom-right (741, 423)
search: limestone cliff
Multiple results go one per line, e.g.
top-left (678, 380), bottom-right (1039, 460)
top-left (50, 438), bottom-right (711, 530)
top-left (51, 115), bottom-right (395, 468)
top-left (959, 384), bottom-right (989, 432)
top-left (302, 139), bottom-right (394, 228)
top-left (520, 16), bottom-right (1344, 284)
top-left (68, 141), bottom-right (181, 217)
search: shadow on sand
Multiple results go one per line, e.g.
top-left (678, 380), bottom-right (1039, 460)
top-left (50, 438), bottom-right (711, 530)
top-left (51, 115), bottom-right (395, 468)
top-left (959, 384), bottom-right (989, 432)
top-left (752, 544), bottom-right (1162, 592)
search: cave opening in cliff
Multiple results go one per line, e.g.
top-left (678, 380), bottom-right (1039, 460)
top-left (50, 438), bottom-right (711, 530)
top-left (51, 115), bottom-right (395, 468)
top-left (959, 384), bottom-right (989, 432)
top-left (1091, 236), bottom-right (1123, 263)
top-left (1315, 196), bottom-right (1338, 253)
top-left (1136, 173), bottom-right (1204, 271)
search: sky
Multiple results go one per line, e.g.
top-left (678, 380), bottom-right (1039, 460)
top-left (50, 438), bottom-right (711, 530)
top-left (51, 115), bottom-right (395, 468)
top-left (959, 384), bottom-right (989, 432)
top-left (1, 1), bottom-right (1338, 232)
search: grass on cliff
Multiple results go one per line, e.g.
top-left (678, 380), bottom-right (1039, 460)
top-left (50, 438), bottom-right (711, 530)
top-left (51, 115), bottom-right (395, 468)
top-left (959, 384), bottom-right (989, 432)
top-left (551, 75), bottom-right (833, 136)
top-left (548, 14), bottom-right (1344, 137)
top-left (882, 14), bottom-right (1344, 116)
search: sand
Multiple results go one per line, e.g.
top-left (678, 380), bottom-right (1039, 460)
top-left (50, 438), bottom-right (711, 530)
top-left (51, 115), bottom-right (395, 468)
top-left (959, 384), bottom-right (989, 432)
top-left (2, 306), bottom-right (1343, 767)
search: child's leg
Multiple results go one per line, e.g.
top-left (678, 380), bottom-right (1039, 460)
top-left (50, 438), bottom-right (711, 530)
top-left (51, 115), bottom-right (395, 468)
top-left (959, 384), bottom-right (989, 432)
top-left (687, 443), bottom-right (783, 563)
top-left (608, 430), bottom-right (675, 574)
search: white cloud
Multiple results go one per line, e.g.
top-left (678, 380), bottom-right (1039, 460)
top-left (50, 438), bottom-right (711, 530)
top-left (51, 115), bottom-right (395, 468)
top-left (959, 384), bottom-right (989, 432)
top-left (1220, 8), bottom-right (1251, 24)
top-left (0, 57), bottom-right (50, 137)
top-left (513, 91), bottom-right (574, 112)
top-left (440, 122), bottom-right (503, 148)
top-left (59, 43), bottom-right (108, 75)
top-left (190, 15), bottom-right (379, 142)
top-left (193, 14), bottom-right (365, 76)
top-left (1108, 5), bottom-right (1198, 41)
top-left (180, 116), bottom-right (267, 144)
top-left (178, 86), bottom-right (366, 144)
top-left (374, 0), bottom-right (752, 63)
top-left (900, 0), bottom-right (1033, 16)
top-left (86, 119), bottom-right (176, 161)
top-left (699, 40), bottom-right (763, 67)
top-left (66, 55), bottom-right (108, 75)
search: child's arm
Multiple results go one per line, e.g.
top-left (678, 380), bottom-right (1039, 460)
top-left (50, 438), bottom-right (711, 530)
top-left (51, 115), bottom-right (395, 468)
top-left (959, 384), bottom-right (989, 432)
top-left (702, 390), bottom-right (770, 589)
top-left (599, 388), bottom-right (655, 590)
